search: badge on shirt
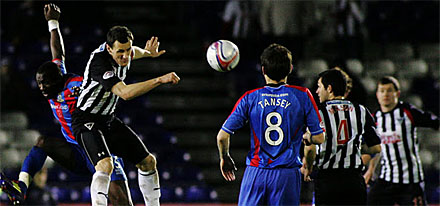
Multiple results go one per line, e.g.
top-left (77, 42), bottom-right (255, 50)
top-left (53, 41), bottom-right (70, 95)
top-left (57, 94), bottom-right (64, 102)
top-left (103, 71), bottom-right (114, 79)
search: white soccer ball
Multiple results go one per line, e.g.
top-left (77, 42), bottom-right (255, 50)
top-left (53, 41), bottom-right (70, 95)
top-left (206, 40), bottom-right (240, 72)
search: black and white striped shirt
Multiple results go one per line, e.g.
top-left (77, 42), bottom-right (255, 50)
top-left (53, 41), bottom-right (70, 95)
top-left (375, 101), bottom-right (439, 184)
top-left (315, 100), bottom-right (380, 170)
top-left (77, 43), bottom-right (132, 115)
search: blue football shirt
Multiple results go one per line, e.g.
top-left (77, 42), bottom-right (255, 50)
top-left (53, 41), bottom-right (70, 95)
top-left (222, 84), bottom-right (323, 168)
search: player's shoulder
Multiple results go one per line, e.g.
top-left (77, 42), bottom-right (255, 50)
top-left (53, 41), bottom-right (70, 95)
top-left (244, 87), bottom-right (265, 95)
top-left (65, 73), bottom-right (83, 84)
top-left (284, 84), bottom-right (309, 93)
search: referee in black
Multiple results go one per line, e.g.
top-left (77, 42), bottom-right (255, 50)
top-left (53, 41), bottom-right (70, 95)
top-left (366, 76), bottom-right (439, 205)
top-left (302, 69), bottom-right (381, 205)
top-left (72, 26), bottom-right (180, 206)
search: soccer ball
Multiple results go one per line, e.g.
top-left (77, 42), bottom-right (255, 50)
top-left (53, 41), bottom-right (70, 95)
top-left (206, 40), bottom-right (240, 72)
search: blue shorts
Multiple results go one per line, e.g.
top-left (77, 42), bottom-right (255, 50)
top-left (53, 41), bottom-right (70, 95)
top-left (239, 166), bottom-right (301, 206)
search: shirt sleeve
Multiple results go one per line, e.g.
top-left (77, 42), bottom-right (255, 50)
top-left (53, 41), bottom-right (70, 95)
top-left (52, 59), bottom-right (67, 75)
top-left (406, 103), bottom-right (439, 130)
top-left (305, 89), bottom-right (324, 135)
top-left (221, 92), bottom-right (249, 134)
top-left (89, 54), bottom-right (121, 91)
top-left (364, 107), bottom-right (381, 147)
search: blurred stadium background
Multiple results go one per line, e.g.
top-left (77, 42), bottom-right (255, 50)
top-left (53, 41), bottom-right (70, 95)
top-left (0, 1), bottom-right (438, 205)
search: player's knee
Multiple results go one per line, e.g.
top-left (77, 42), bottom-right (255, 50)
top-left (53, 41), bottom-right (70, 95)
top-left (95, 157), bottom-right (114, 175)
top-left (35, 136), bottom-right (47, 148)
top-left (136, 154), bottom-right (156, 171)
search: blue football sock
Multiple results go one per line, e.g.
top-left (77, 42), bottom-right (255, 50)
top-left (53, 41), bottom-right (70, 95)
top-left (21, 146), bottom-right (47, 178)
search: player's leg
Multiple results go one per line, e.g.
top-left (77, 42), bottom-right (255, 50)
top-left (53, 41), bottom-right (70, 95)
top-left (63, 142), bottom-right (133, 206)
top-left (396, 182), bottom-right (427, 206)
top-left (1, 136), bottom-right (52, 204)
top-left (267, 168), bottom-right (301, 206)
top-left (367, 179), bottom-right (395, 205)
top-left (108, 117), bottom-right (160, 206)
top-left (314, 171), bottom-right (337, 205)
top-left (107, 156), bottom-right (133, 205)
top-left (237, 166), bottom-right (265, 206)
top-left (77, 127), bottom-right (114, 206)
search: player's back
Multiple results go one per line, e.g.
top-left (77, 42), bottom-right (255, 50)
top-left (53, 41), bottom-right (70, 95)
top-left (316, 100), bottom-right (372, 170)
top-left (224, 84), bottom-right (321, 169)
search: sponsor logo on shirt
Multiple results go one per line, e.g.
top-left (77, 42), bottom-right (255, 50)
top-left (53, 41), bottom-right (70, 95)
top-left (380, 132), bottom-right (401, 144)
top-left (50, 104), bottom-right (69, 111)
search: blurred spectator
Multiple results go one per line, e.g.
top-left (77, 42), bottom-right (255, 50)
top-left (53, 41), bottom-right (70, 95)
top-left (334, 0), bottom-right (366, 60)
top-left (26, 167), bottom-right (57, 206)
top-left (259, 0), bottom-right (305, 58)
top-left (222, 0), bottom-right (261, 59)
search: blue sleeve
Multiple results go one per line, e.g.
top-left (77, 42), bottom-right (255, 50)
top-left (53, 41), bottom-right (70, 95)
top-left (304, 89), bottom-right (324, 135)
top-left (52, 59), bottom-right (67, 75)
top-left (221, 92), bottom-right (249, 134)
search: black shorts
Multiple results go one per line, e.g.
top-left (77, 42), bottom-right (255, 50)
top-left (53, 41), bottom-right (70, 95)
top-left (314, 168), bottom-right (367, 205)
top-left (367, 179), bottom-right (427, 206)
top-left (72, 110), bottom-right (150, 166)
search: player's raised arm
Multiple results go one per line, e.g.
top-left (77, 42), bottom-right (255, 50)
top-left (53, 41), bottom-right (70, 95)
top-left (44, 3), bottom-right (64, 61)
top-left (133, 36), bottom-right (166, 59)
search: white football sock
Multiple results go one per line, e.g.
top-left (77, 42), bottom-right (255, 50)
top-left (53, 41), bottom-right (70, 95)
top-left (18, 172), bottom-right (31, 188)
top-left (138, 169), bottom-right (161, 206)
top-left (91, 171), bottom-right (110, 206)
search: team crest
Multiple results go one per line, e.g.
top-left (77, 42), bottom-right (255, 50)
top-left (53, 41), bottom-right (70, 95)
top-left (57, 94), bottom-right (64, 102)
top-left (103, 71), bottom-right (114, 79)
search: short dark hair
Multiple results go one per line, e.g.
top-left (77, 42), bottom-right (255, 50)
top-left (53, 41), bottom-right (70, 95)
top-left (333, 67), bottom-right (352, 95)
top-left (37, 61), bottom-right (62, 78)
top-left (318, 69), bottom-right (347, 97)
top-left (260, 43), bottom-right (292, 81)
top-left (377, 76), bottom-right (400, 91)
top-left (106, 26), bottom-right (134, 48)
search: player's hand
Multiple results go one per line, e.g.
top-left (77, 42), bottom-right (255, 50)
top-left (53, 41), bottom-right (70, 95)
top-left (157, 72), bottom-right (180, 85)
top-left (220, 155), bottom-right (237, 181)
top-left (144, 36), bottom-right (166, 58)
top-left (301, 165), bottom-right (312, 182)
top-left (44, 3), bottom-right (61, 21)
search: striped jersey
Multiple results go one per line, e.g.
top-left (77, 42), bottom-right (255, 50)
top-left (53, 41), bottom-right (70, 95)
top-left (375, 101), bottom-right (439, 184)
top-left (48, 59), bottom-right (83, 144)
top-left (222, 84), bottom-right (324, 169)
top-left (315, 100), bottom-right (380, 170)
top-left (77, 43), bottom-right (132, 115)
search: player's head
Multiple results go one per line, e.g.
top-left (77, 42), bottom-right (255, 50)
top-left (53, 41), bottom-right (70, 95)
top-left (106, 26), bottom-right (134, 67)
top-left (333, 67), bottom-right (352, 98)
top-left (260, 43), bottom-right (293, 82)
top-left (316, 69), bottom-right (347, 103)
top-left (376, 76), bottom-right (400, 108)
top-left (36, 61), bottom-right (64, 99)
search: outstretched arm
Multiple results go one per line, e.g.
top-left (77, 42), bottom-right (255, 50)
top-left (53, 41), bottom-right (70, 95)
top-left (133, 36), bottom-right (166, 60)
top-left (111, 72), bottom-right (180, 100)
top-left (44, 4), bottom-right (64, 61)
top-left (217, 129), bottom-right (237, 181)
